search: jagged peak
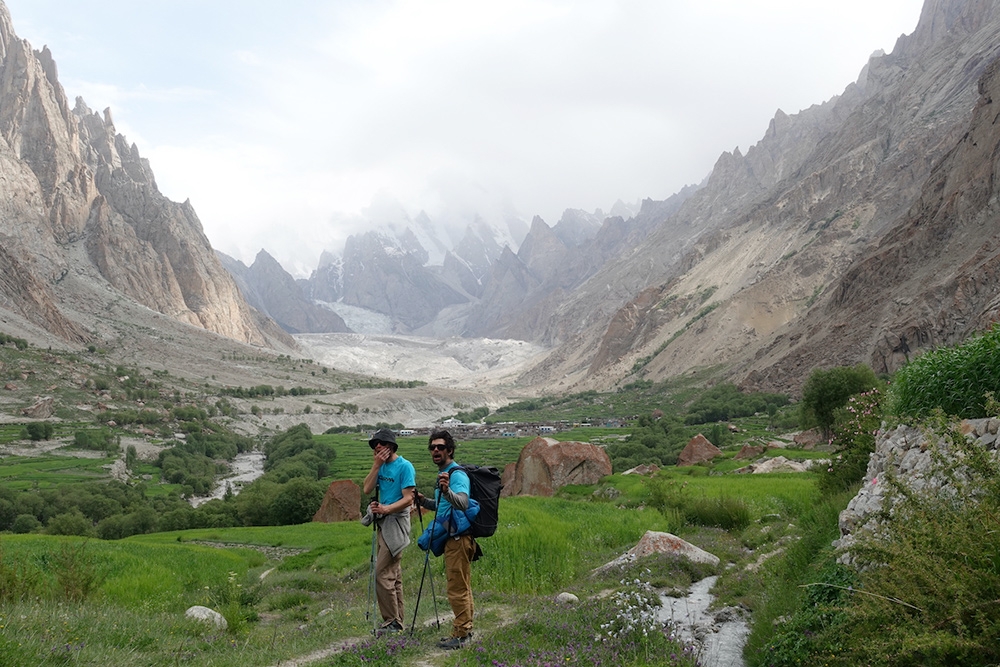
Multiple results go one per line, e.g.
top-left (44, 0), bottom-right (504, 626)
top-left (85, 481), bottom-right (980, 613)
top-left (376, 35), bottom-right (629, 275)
top-left (0, 2), bottom-right (14, 61)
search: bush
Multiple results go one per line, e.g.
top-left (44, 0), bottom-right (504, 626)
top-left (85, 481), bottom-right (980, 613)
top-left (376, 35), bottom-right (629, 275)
top-left (818, 388), bottom-right (883, 494)
top-left (11, 514), bottom-right (40, 533)
top-left (833, 415), bottom-right (1000, 664)
top-left (23, 422), bottom-right (54, 441)
top-left (46, 509), bottom-right (96, 537)
top-left (799, 364), bottom-right (879, 436)
top-left (887, 323), bottom-right (1000, 419)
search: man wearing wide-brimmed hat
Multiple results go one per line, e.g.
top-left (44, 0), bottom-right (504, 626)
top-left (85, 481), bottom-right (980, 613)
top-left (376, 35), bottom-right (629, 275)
top-left (362, 428), bottom-right (415, 635)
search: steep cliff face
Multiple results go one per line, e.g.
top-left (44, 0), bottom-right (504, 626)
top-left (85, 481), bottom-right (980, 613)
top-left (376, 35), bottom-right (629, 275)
top-left (529, 0), bottom-right (1000, 395)
top-left (0, 2), bottom-right (281, 348)
top-left (742, 53), bottom-right (1000, 392)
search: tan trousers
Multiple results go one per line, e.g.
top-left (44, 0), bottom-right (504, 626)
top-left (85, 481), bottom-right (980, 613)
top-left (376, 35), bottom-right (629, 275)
top-left (444, 534), bottom-right (476, 638)
top-left (375, 530), bottom-right (404, 625)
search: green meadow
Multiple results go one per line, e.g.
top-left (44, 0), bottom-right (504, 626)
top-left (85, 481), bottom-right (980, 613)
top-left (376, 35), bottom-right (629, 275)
top-left (0, 460), bottom-right (824, 667)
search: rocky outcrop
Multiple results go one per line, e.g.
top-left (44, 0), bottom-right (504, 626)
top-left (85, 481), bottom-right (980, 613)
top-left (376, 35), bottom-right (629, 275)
top-left (677, 434), bottom-right (722, 466)
top-left (835, 418), bottom-right (1000, 557)
top-left (735, 444), bottom-right (766, 460)
top-left (0, 3), bottom-right (281, 348)
top-left (501, 437), bottom-right (612, 496)
top-left (21, 396), bottom-right (54, 418)
top-left (313, 480), bottom-right (362, 523)
top-left (734, 456), bottom-right (815, 474)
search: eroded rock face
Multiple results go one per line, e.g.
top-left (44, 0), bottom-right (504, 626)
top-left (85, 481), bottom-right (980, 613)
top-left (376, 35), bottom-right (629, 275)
top-left (502, 437), bottom-right (612, 496)
top-left (21, 396), bottom-right (53, 418)
top-left (313, 479), bottom-right (362, 523)
top-left (677, 434), bottom-right (722, 467)
top-left (0, 4), bottom-right (280, 347)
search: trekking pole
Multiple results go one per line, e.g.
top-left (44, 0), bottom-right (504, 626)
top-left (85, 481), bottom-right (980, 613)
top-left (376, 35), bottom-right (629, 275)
top-left (409, 488), bottom-right (441, 635)
top-left (366, 490), bottom-right (379, 634)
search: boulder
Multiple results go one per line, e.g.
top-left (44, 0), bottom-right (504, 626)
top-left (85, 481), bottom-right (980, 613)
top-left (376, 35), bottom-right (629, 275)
top-left (22, 396), bottom-right (54, 418)
top-left (734, 455), bottom-right (812, 474)
top-left (501, 437), bottom-right (612, 497)
top-left (313, 479), bottom-right (362, 522)
top-left (793, 429), bottom-right (824, 448)
top-left (676, 434), bottom-right (722, 466)
top-left (594, 530), bottom-right (720, 573)
top-left (735, 444), bottom-right (765, 460)
top-left (185, 605), bottom-right (227, 629)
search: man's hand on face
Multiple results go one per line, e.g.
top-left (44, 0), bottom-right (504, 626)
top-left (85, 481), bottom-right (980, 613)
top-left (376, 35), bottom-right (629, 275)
top-left (373, 443), bottom-right (391, 463)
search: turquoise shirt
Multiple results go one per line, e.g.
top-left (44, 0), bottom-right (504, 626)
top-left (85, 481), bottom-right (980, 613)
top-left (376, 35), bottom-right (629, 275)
top-left (378, 455), bottom-right (416, 505)
top-left (435, 461), bottom-right (470, 515)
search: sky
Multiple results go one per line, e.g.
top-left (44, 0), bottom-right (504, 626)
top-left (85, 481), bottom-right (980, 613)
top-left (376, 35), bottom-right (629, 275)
top-left (5, 0), bottom-right (926, 277)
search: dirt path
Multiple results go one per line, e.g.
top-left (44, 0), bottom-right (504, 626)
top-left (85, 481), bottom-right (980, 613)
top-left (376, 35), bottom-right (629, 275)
top-left (266, 639), bottom-right (365, 667)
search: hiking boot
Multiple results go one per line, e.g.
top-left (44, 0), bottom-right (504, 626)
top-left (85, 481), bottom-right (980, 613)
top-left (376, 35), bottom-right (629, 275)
top-left (376, 620), bottom-right (403, 636)
top-left (437, 633), bottom-right (472, 650)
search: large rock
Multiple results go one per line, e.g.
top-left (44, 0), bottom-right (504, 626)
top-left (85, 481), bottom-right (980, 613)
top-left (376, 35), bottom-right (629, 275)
top-left (735, 444), bottom-right (765, 460)
top-left (734, 455), bottom-right (814, 474)
top-left (594, 530), bottom-right (720, 573)
top-left (677, 434), bottom-right (722, 467)
top-left (185, 605), bottom-right (227, 629)
top-left (313, 479), bottom-right (362, 523)
top-left (501, 437), bottom-right (612, 497)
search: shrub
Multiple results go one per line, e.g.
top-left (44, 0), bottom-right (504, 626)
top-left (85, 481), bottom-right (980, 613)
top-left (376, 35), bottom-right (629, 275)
top-left (887, 323), bottom-right (1000, 419)
top-left (818, 388), bottom-right (883, 494)
top-left (684, 495), bottom-right (752, 531)
top-left (23, 422), bottom-right (54, 441)
top-left (11, 514), bottom-right (40, 533)
top-left (51, 540), bottom-right (106, 602)
top-left (46, 509), bottom-right (96, 537)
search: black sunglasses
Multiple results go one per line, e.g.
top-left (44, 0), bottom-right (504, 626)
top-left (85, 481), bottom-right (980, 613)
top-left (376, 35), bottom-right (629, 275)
top-left (428, 444), bottom-right (449, 452)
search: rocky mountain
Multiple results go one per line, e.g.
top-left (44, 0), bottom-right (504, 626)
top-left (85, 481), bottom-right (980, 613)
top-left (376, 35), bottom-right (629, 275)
top-left (0, 2), bottom-right (289, 351)
top-left (303, 207), bottom-right (530, 332)
top-left (529, 0), bottom-right (1000, 395)
top-left (218, 250), bottom-right (350, 335)
top-left (5, 0), bottom-right (1000, 407)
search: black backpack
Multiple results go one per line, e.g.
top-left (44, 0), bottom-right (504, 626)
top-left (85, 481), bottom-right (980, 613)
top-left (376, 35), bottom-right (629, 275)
top-left (456, 463), bottom-right (502, 538)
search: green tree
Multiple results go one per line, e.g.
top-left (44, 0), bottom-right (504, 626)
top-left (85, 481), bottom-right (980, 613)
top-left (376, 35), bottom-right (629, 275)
top-left (271, 478), bottom-right (324, 525)
top-left (799, 364), bottom-right (879, 437)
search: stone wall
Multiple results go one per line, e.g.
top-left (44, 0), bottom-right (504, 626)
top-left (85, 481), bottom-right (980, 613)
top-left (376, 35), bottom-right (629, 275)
top-left (835, 417), bottom-right (1000, 555)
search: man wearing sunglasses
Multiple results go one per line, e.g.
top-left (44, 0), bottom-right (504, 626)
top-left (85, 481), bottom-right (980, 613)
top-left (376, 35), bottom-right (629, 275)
top-left (363, 428), bottom-right (415, 635)
top-left (415, 429), bottom-right (477, 649)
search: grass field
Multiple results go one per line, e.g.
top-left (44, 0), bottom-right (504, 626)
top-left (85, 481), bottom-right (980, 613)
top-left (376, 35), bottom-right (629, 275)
top-left (0, 451), bottom-right (838, 667)
top-left (0, 454), bottom-right (112, 489)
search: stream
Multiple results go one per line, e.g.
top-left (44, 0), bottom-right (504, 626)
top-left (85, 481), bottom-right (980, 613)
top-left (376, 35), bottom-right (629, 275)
top-left (189, 451), bottom-right (266, 507)
top-left (659, 575), bottom-right (749, 667)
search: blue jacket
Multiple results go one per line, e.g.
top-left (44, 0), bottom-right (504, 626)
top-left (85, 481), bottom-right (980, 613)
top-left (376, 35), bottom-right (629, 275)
top-left (417, 496), bottom-right (480, 556)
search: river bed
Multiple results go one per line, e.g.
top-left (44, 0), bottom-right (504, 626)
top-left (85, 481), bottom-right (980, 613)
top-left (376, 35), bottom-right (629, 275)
top-left (190, 451), bottom-right (266, 507)
top-left (659, 575), bottom-right (749, 667)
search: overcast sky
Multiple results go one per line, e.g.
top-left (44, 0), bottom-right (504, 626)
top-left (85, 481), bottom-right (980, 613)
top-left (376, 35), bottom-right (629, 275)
top-left (6, 0), bottom-right (926, 276)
